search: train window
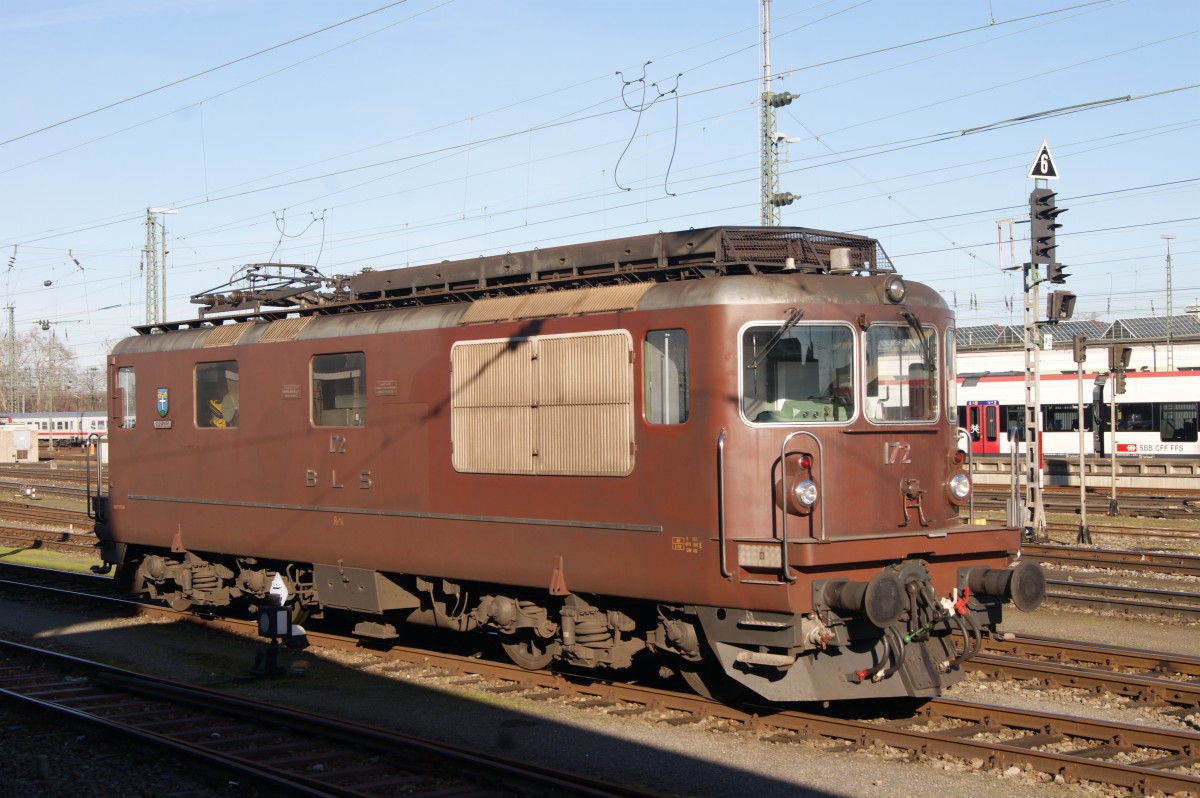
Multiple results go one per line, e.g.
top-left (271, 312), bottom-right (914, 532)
top-left (1043, 405), bottom-right (1084, 432)
top-left (118, 367), bottom-right (136, 428)
top-left (312, 352), bottom-right (366, 427)
top-left (741, 324), bottom-right (855, 424)
top-left (864, 324), bottom-right (938, 423)
top-left (1115, 403), bottom-right (1153, 431)
top-left (195, 361), bottom-right (240, 429)
top-left (644, 329), bottom-right (688, 424)
top-left (945, 327), bottom-right (957, 427)
top-left (1160, 402), bottom-right (1198, 442)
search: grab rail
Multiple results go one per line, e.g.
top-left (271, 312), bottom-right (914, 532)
top-left (85, 433), bottom-right (103, 520)
top-left (779, 430), bottom-right (825, 583)
top-left (957, 427), bottom-right (974, 524)
top-left (716, 428), bottom-right (731, 579)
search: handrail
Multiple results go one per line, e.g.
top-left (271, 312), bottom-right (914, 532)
top-left (957, 427), bottom-right (974, 524)
top-left (85, 433), bottom-right (103, 520)
top-left (779, 430), bottom-right (825, 583)
top-left (716, 428), bottom-right (731, 579)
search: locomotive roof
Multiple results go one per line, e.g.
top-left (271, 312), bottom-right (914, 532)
top-left (142, 226), bottom-right (893, 335)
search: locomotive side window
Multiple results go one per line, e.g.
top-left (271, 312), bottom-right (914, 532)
top-left (864, 324), bottom-right (938, 423)
top-left (644, 329), bottom-right (688, 424)
top-left (312, 352), bottom-right (366, 427)
top-left (117, 367), bottom-right (136, 428)
top-left (945, 327), bottom-right (957, 427)
top-left (741, 324), bottom-right (855, 424)
top-left (195, 361), bottom-right (240, 428)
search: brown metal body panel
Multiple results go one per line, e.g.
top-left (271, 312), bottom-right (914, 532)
top-left (104, 271), bottom-right (1017, 617)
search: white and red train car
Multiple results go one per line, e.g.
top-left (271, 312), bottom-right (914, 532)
top-left (957, 371), bottom-right (1200, 458)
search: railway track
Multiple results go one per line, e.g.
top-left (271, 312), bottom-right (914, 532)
top-left (0, 639), bottom-right (655, 798)
top-left (1, 563), bottom-right (1198, 795)
top-left (1044, 521), bottom-right (1200, 543)
top-left (973, 632), bottom-right (1200, 709)
top-left (1044, 578), bottom-right (1200, 620)
top-left (974, 486), bottom-right (1199, 520)
top-left (1024, 543), bottom-right (1200, 578)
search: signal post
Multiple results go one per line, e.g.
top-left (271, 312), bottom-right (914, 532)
top-left (1017, 141), bottom-right (1071, 542)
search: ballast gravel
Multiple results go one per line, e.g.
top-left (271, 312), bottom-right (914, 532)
top-left (0, 594), bottom-right (1195, 798)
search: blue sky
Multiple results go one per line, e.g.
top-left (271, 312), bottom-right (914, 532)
top-left (2, 0), bottom-right (1196, 372)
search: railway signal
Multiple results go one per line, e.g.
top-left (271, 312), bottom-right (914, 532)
top-left (1071, 334), bottom-right (1087, 364)
top-left (1109, 344), bottom-right (1132, 371)
top-left (1046, 291), bottom-right (1076, 322)
top-left (1029, 188), bottom-right (1067, 267)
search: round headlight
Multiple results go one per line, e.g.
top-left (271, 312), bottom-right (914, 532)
top-left (884, 275), bottom-right (906, 304)
top-left (949, 472), bottom-right (971, 501)
top-left (794, 479), bottom-right (819, 507)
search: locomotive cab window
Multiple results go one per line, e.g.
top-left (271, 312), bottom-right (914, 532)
top-left (312, 352), bottom-right (367, 427)
top-left (864, 323), bottom-right (938, 423)
top-left (644, 329), bottom-right (688, 424)
top-left (195, 361), bottom-right (239, 428)
top-left (741, 324), bottom-right (855, 424)
top-left (117, 366), bottom-right (136, 428)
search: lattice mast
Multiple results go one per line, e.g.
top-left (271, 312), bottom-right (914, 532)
top-left (759, 0), bottom-right (779, 225)
top-left (142, 209), bottom-right (159, 325)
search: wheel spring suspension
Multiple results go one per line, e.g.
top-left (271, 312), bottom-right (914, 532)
top-left (565, 612), bottom-right (610, 648)
top-left (190, 572), bottom-right (220, 595)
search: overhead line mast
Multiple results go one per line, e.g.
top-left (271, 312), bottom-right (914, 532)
top-left (759, 0), bottom-right (797, 225)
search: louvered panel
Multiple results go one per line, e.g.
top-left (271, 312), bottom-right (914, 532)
top-left (537, 404), bottom-right (632, 476)
top-left (538, 332), bottom-right (631, 406)
top-left (511, 289), bottom-right (586, 320)
top-left (452, 406), bottom-right (534, 474)
top-left (201, 324), bottom-right (253, 347)
top-left (451, 340), bottom-right (533, 408)
top-left (458, 296), bottom-right (525, 325)
top-left (573, 283), bottom-right (654, 315)
top-left (259, 317), bottom-right (312, 342)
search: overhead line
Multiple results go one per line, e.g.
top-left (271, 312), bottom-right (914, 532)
top-left (0, 0), bottom-right (414, 148)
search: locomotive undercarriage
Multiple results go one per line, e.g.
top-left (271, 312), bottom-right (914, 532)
top-left (104, 542), bottom-right (1042, 703)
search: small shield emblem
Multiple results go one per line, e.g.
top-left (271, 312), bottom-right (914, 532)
top-left (157, 388), bottom-right (169, 417)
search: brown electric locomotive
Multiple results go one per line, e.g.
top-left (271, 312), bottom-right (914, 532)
top-left (92, 226), bottom-right (1043, 703)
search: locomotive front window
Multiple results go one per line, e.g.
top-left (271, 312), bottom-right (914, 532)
top-left (195, 361), bottom-right (239, 429)
top-left (741, 324), bottom-right (855, 424)
top-left (312, 352), bottom-right (367, 427)
top-left (644, 329), bottom-right (688, 424)
top-left (864, 323), bottom-right (938, 423)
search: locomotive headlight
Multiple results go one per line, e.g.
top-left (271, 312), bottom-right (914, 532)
top-left (948, 472), bottom-right (971, 503)
top-left (883, 275), bottom-right (906, 304)
top-left (794, 479), bottom-right (819, 507)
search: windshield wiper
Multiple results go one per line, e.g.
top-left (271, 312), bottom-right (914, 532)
top-left (748, 307), bottom-right (805, 370)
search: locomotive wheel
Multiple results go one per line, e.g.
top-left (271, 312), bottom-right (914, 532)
top-left (502, 634), bottom-right (555, 670)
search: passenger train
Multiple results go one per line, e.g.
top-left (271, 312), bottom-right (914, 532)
top-left (91, 226), bottom-right (1044, 704)
top-left (958, 371), bottom-right (1200, 458)
top-left (0, 411), bottom-right (107, 446)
